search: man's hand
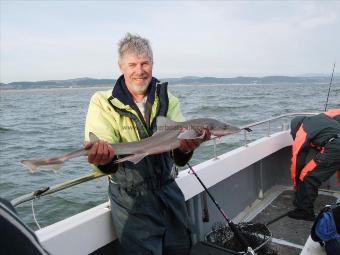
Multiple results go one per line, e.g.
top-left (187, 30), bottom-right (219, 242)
top-left (178, 129), bottom-right (211, 153)
top-left (84, 140), bottom-right (115, 166)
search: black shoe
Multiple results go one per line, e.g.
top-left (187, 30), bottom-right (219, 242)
top-left (287, 209), bottom-right (315, 221)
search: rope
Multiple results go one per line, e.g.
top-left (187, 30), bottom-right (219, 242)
top-left (31, 199), bottom-right (41, 230)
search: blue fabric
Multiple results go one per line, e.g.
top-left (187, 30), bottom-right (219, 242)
top-left (316, 212), bottom-right (340, 241)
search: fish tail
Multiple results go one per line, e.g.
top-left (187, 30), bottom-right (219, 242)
top-left (20, 160), bottom-right (64, 173)
top-left (51, 163), bottom-right (63, 172)
top-left (20, 160), bottom-right (40, 173)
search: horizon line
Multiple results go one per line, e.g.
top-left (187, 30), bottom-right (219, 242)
top-left (2, 73), bottom-right (340, 85)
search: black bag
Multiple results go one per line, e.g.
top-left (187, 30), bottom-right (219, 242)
top-left (311, 203), bottom-right (340, 255)
top-left (0, 197), bottom-right (50, 255)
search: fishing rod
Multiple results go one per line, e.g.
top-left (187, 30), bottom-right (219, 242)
top-left (187, 163), bottom-right (256, 255)
top-left (323, 62), bottom-right (336, 190)
top-left (11, 171), bottom-right (106, 207)
top-left (324, 62), bottom-right (336, 111)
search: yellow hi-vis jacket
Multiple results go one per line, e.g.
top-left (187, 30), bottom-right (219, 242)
top-left (84, 75), bottom-right (191, 180)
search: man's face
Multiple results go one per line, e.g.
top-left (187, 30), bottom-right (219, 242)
top-left (119, 53), bottom-right (153, 95)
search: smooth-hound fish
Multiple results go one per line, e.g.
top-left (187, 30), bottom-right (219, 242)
top-left (20, 117), bottom-right (241, 172)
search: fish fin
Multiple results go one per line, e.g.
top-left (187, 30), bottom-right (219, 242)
top-left (20, 160), bottom-right (38, 173)
top-left (156, 116), bottom-right (179, 133)
top-left (51, 163), bottom-right (63, 172)
top-left (178, 129), bottom-right (205, 140)
top-left (114, 153), bottom-right (148, 164)
top-left (89, 132), bottom-right (100, 142)
top-left (197, 129), bottom-right (206, 139)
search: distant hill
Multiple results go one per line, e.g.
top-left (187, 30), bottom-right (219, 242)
top-left (0, 78), bottom-right (116, 90)
top-left (1, 76), bottom-right (339, 90)
top-left (164, 76), bottom-right (340, 85)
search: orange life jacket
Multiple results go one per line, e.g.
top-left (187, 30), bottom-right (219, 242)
top-left (324, 109), bottom-right (340, 118)
top-left (290, 109), bottom-right (340, 186)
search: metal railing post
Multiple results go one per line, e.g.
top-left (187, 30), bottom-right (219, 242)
top-left (243, 129), bottom-right (248, 147)
top-left (267, 120), bottom-right (271, 137)
top-left (282, 120), bottom-right (289, 131)
top-left (213, 139), bottom-right (218, 160)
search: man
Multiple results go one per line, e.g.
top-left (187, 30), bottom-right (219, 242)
top-left (288, 109), bottom-right (340, 221)
top-left (84, 33), bottom-right (209, 254)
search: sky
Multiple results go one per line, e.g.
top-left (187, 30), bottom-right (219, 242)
top-left (1, 1), bottom-right (340, 83)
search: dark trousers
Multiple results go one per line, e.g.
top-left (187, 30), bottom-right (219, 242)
top-left (108, 183), bottom-right (192, 255)
top-left (294, 139), bottom-right (340, 214)
top-left (116, 208), bottom-right (191, 255)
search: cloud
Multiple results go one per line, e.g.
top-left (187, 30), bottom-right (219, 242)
top-left (1, 1), bottom-right (340, 83)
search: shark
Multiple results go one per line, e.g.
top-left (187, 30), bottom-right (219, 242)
top-left (20, 117), bottom-right (241, 172)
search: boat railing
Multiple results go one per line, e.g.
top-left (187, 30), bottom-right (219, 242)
top-left (239, 112), bottom-right (318, 147)
top-left (211, 112), bottom-right (318, 159)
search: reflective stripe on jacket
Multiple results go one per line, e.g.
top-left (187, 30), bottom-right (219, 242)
top-left (291, 123), bottom-right (308, 186)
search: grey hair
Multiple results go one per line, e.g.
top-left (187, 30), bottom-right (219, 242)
top-left (118, 33), bottom-right (153, 64)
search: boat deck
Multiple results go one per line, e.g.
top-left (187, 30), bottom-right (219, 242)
top-left (253, 189), bottom-right (336, 255)
top-left (190, 188), bottom-right (339, 255)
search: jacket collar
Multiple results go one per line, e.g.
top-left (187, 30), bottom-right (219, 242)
top-left (111, 75), bottom-right (158, 109)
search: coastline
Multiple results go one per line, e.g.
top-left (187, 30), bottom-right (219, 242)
top-left (0, 86), bottom-right (113, 93)
top-left (0, 82), bottom-right (330, 93)
top-left (0, 84), bottom-right (238, 93)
